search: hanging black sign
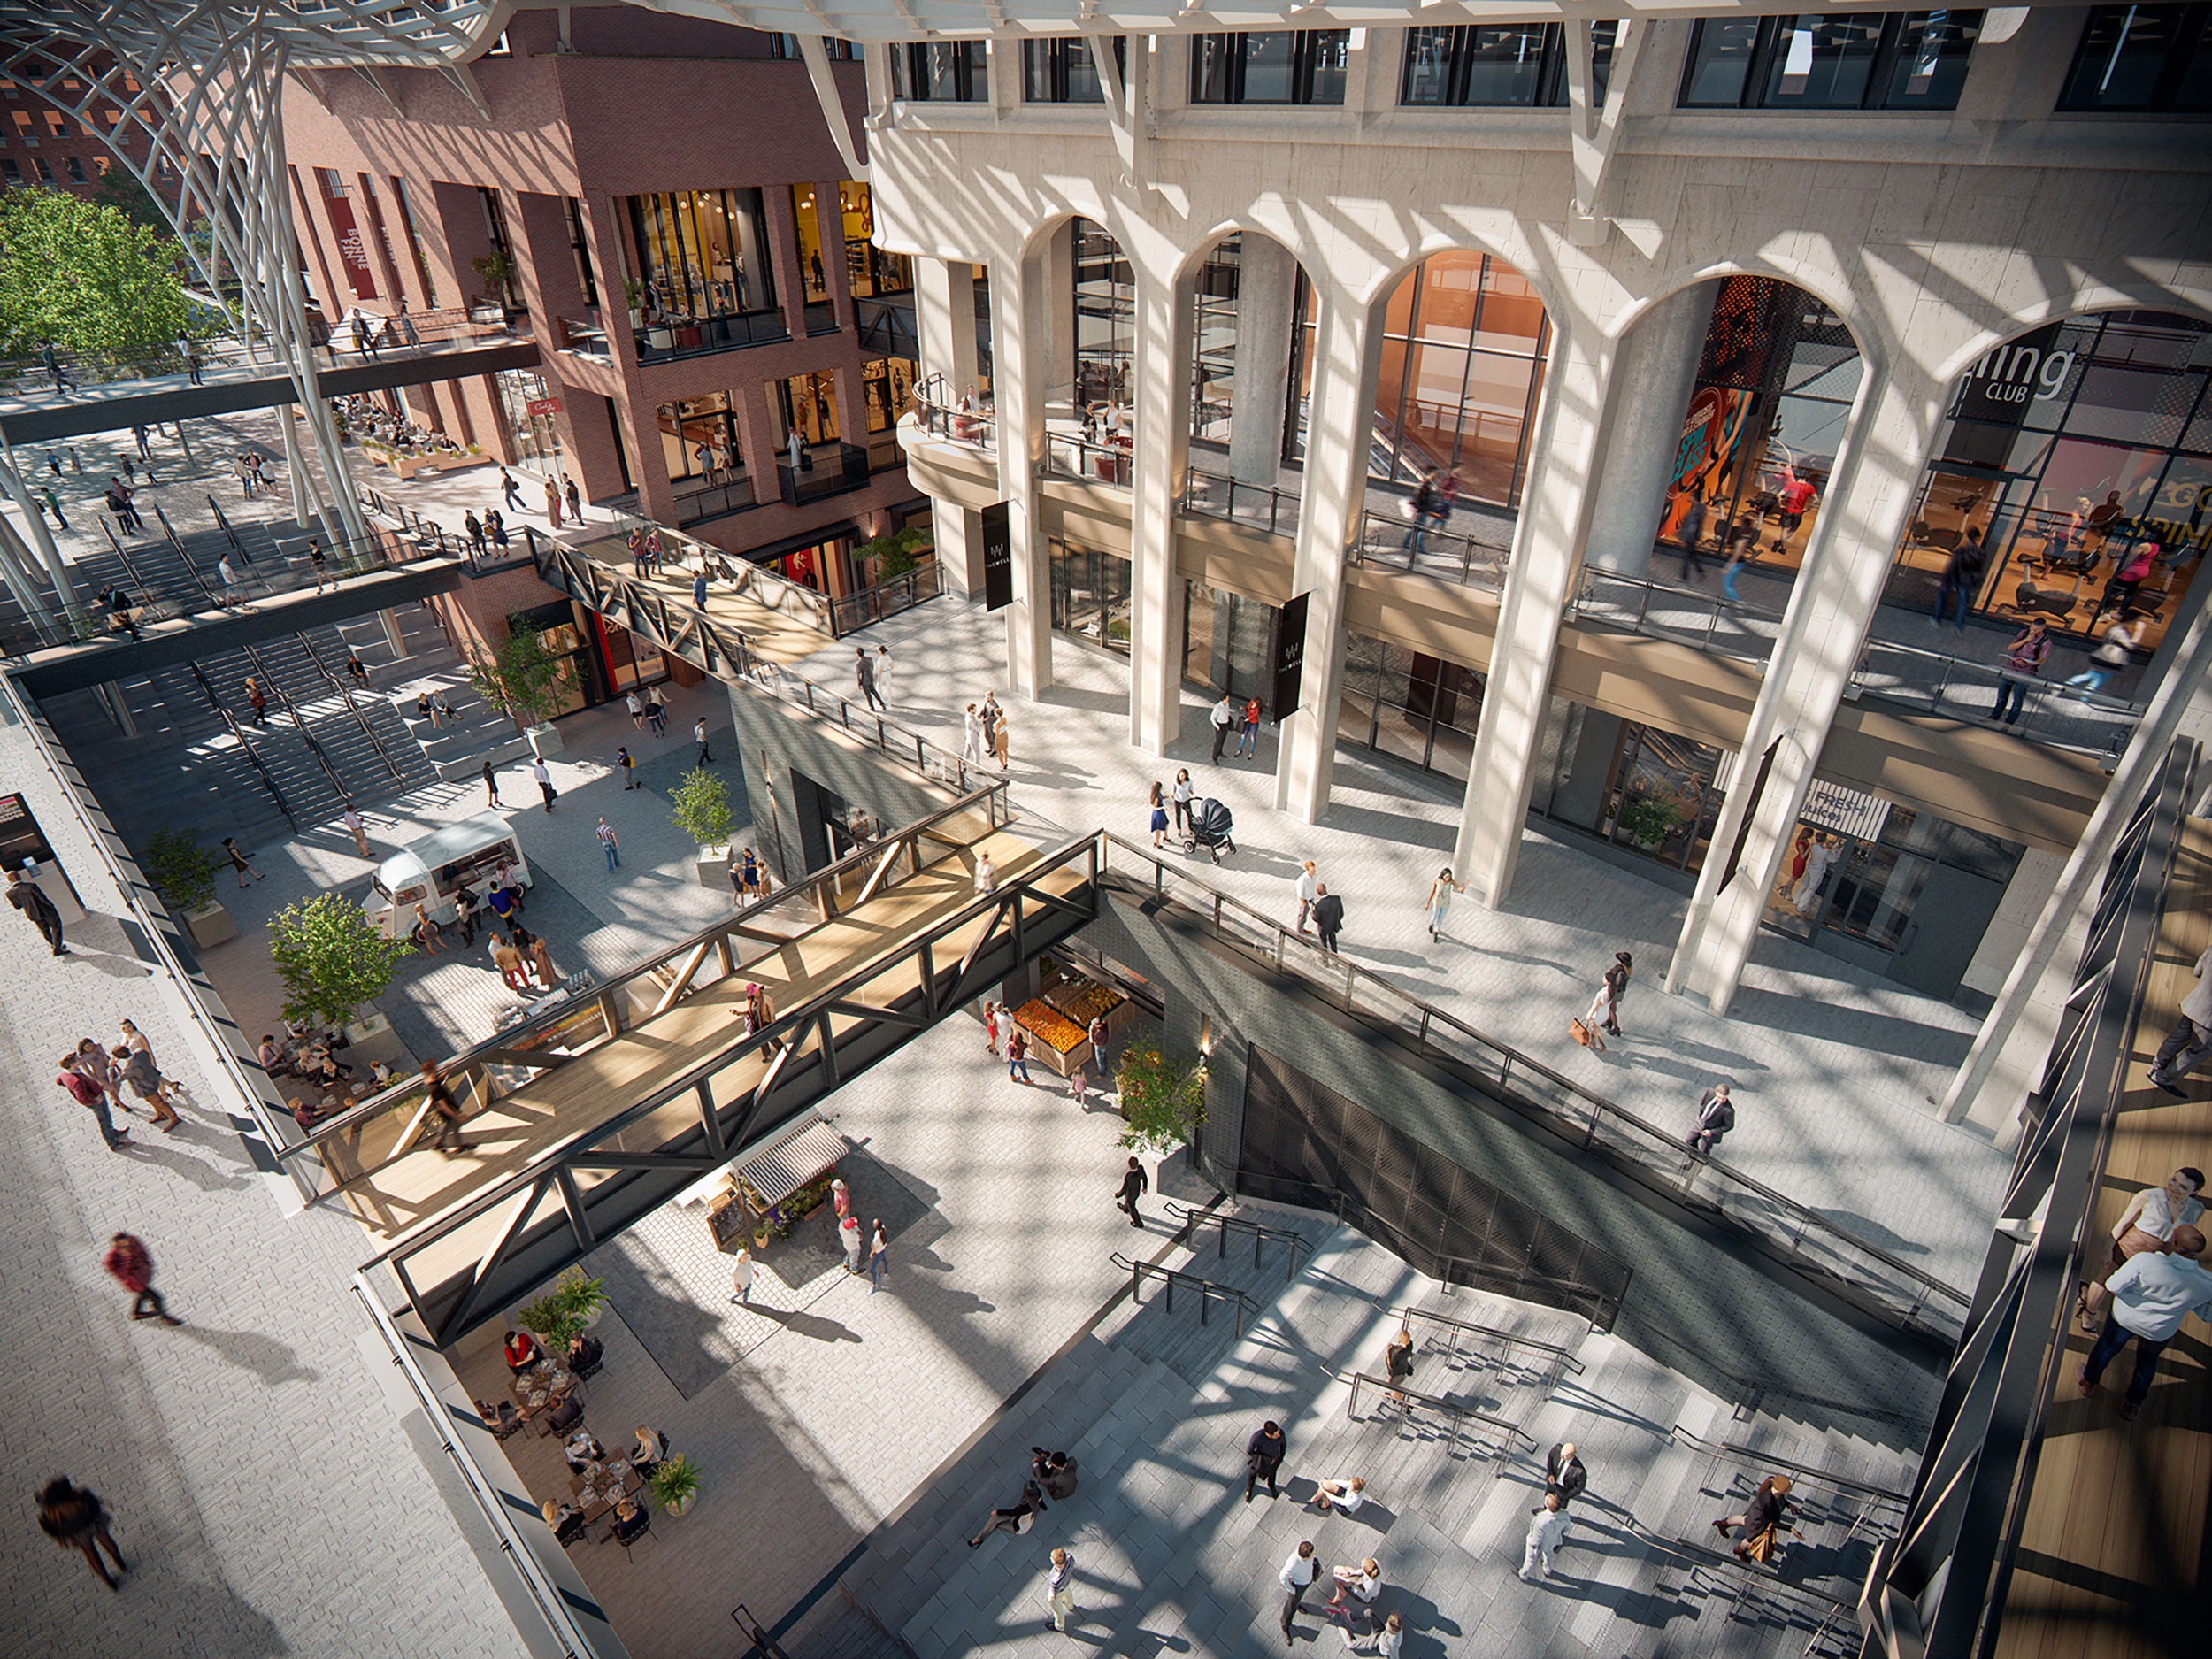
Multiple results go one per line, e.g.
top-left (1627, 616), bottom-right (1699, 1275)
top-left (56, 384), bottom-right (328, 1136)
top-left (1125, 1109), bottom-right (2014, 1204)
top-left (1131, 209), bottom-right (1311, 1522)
top-left (980, 501), bottom-right (1013, 612)
top-left (1271, 591), bottom-right (1310, 724)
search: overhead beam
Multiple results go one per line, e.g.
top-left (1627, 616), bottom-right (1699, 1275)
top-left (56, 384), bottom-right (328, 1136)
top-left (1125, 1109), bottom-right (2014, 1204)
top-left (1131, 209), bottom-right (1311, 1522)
top-left (798, 35), bottom-right (869, 181)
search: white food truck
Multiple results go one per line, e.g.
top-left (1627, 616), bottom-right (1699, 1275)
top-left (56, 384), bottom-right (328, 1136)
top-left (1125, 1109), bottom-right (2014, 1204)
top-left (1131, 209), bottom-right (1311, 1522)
top-left (364, 812), bottom-right (532, 937)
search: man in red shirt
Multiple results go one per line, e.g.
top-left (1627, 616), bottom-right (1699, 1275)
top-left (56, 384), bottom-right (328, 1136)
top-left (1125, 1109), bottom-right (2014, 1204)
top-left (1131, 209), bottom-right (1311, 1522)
top-left (1775, 472), bottom-right (1818, 553)
top-left (102, 1233), bottom-right (183, 1324)
top-left (56, 1058), bottom-right (127, 1150)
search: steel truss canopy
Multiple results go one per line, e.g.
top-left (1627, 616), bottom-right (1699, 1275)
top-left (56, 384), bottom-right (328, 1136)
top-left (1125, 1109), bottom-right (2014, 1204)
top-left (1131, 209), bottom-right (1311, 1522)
top-left (0, 0), bottom-right (2039, 58)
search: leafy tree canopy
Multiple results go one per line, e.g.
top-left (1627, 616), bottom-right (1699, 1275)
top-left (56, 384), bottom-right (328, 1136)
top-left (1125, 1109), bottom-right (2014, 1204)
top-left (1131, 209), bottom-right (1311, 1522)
top-left (0, 188), bottom-right (196, 363)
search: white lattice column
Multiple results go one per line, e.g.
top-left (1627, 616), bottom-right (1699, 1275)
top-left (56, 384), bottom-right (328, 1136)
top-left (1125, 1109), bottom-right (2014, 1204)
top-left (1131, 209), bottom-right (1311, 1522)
top-left (0, 441), bottom-right (80, 624)
top-left (1127, 257), bottom-right (1195, 755)
top-left (990, 244), bottom-right (1056, 701)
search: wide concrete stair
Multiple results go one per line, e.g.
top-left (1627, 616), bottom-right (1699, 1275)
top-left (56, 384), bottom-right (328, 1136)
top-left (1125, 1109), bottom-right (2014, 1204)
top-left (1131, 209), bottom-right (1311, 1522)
top-left (834, 1202), bottom-right (1923, 1659)
top-left (334, 611), bottom-right (533, 782)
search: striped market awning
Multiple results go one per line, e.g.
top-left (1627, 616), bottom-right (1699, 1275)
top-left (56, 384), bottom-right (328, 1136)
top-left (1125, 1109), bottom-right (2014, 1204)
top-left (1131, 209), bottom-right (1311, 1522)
top-left (737, 1118), bottom-right (847, 1211)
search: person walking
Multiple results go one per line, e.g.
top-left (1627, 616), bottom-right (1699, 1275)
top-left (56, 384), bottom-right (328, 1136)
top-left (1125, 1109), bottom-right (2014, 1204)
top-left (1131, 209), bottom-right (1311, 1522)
top-left (411, 904), bottom-right (444, 955)
top-left (625, 689), bottom-right (645, 730)
top-left (112, 1044), bottom-right (181, 1131)
top-left (1171, 768), bottom-right (1194, 834)
top-left (501, 469), bottom-right (524, 513)
top-left (874, 644), bottom-right (895, 706)
top-left (1278, 1540), bottom-right (1319, 1639)
top-left (1238, 695), bottom-right (1261, 757)
top-left (1311, 883), bottom-right (1344, 954)
top-left (1148, 781), bottom-right (1169, 849)
top-left (1116, 1154), bottom-right (1148, 1229)
top-left (2145, 943), bottom-right (2212, 1096)
top-left (1045, 1546), bottom-right (1077, 1633)
top-left (840, 1210), bottom-right (864, 1275)
top-left (1686, 1082), bottom-right (1735, 1159)
top-left (1294, 860), bottom-right (1319, 933)
top-left (729, 1247), bottom-right (756, 1305)
top-left (221, 836), bottom-right (263, 888)
top-left (37, 1479), bottom-right (128, 1592)
top-left (1245, 1420), bottom-right (1287, 1502)
top-left (974, 851), bottom-right (999, 895)
top-left (2063, 611), bottom-right (2145, 698)
top-left (1425, 867), bottom-right (1463, 941)
top-left (243, 678), bottom-right (268, 726)
top-left (963, 703), bottom-right (987, 765)
top-left (1675, 491), bottom-right (1709, 582)
top-left (1933, 526), bottom-right (1985, 632)
top-left (1546, 1442), bottom-right (1588, 1506)
top-left (869, 1219), bottom-right (888, 1292)
top-left (2076, 1223), bottom-right (2212, 1419)
top-left (644, 694), bottom-right (666, 737)
top-left (1992, 618), bottom-right (2052, 726)
top-left (1007, 1027), bottom-right (1032, 1084)
top-left (1719, 518), bottom-right (1756, 608)
top-left (464, 510), bottom-right (486, 557)
top-left (1402, 471), bottom-right (1438, 559)
top-left (564, 474), bottom-right (581, 524)
top-left (1520, 1494), bottom-right (1571, 1582)
top-left (102, 1233), bottom-right (183, 1325)
top-left (347, 650), bottom-right (372, 692)
top-left (7, 868), bottom-right (66, 955)
top-left (1600, 951), bottom-right (1632, 1037)
top-left (1069, 1064), bottom-right (1087, 1110)
top-left (589, 816), bottom-right (619, 870)
top-left (1210, 692), bottom-right (1239, 763)
top-left (480, 759), bottom-right (501, 810)
top-left (856, 647), bottom-right (884, 712)
top-left (42, 342), bottom-right (75, 394)
top-left (1713, 1475), bottom-right (1795, 1564)
top-left (993, 710), bottom-right (1010, 770)
top-left (966, 1480), bottom-right (1048, 1548)
top-left (342, 804), bottom-right (372, 859)
top-left (693, 717), bottom-right (713, 764)
top-left (451, 885), bottom-right (480, 949)
top-left (57, 1058), bottom-right (127, 1149)
top-left (41, 486), bottom-right (68, 532)
top-left (1383, 1325), bottom-right (1416, 1409)
top-left (982, 999), bottom-right (1002, 1057)
top-left (692, 566), bottom-right (709, 609)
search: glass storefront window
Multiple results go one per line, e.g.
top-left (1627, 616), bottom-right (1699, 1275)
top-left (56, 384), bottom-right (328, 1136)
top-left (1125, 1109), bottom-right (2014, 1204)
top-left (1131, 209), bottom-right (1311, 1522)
top-left (791, 186), bottom-right (830, 301)
top-left (1603, 724), bottom-right (1724, 872)
top-left (624, 188), bottom-right (774, 320)
top-left (838, 182), bottom-right (911, 298)
top-left (655, 392), bottom-right (743, 483)
top-left (1073, 218), bottom-right (1135, 409)
top-left (1890, 309), bottom-right (2212, 651)
top-left (1049, 539), bottom-right (1133, 653)
top-left (1317, 250), bottom-right (1553, 508)
top-left (863, 357), bottom-right (917, 433)
top-left (778, 370), bottom-right (841, 447)
top-left (1336, 632), bottom-right (1485, 774)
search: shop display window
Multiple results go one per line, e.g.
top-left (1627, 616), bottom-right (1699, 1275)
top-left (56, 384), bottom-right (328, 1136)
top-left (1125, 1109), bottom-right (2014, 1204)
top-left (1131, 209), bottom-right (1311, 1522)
top-left (838, 182), bottom-right (910, 297)
top-left (1336, 633), bottom-right (1486, 776)
top-left (624, 188), bottom-right (775, 323)
top-left (1049, 539), bottom-right (1133, 653)
top-left (863, 357), bottom-right (917, 434)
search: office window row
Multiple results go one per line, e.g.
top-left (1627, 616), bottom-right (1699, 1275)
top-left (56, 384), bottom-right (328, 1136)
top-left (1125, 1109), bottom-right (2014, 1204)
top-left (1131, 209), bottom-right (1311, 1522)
top-left (888, 12), bottom-right (2210, 116)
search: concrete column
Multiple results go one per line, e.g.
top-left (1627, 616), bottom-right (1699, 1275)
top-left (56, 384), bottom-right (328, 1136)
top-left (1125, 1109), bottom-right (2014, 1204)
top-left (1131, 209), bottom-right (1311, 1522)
top-left (1666, 363), bottom-right (1945, 1012)
top-left (991, 248), bottom-right (1054, 700)
top-left (817, 180), bottom-right (856, 334)
top-left (1041, 222), bottom-right (1077, 394)
top-left (1581, 281), bottom-right (1716, 577)
top-left (0, 441), bottom-right (79, 621)
top-left (915, 257), bottom-right (990, 601)
top-left (1453, 318), bottom-right (1620, 902)
top-left (1228, 238), bottom-right (1298, 488)
top-left (1128, 258), bottom-right (1196, 755)
top-left (1275, 288), bottom-right (1383, 823)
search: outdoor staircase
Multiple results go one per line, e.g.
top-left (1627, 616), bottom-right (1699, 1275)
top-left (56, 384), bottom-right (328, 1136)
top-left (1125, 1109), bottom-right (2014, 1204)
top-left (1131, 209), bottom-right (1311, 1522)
top-left (334, 609), bottom-right (534, 782)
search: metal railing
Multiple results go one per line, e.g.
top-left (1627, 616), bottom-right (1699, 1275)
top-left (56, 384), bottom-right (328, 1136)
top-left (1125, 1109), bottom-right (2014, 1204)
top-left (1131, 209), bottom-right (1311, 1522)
top-left (1180, 465), bottom-right (1296, 534)
top-left (556, 314), bottom-right (610, 357)
top-left (296, 629), bottom-right (405, 781)
top-left (1343, 1371), bottom-right (1529, 1461)
top-left (1162, 1199), bottom-right (1310, 1279)
top-left (1394, 1303), bottom-right (1587, 1376)
top-left (596, 507), bottom-right (835, 636)
top-left (1571, 566), bottom-right (1789, 664)
top-left (1848, 631), bottom-right (2140, 759)
top-left (910, 379), bottom-right (996, 451)
top-left (1110, 1253), bottom-right (1255, 1338)
top-left (1042, 428), bottom-right (1131, 486)
top-left (215, 704), bottom-right (298, 832)
top-left (671, 472), bottom-right (757, 526)
top-left (1092, 833), bottom-right (1972, 1345)
top-left (1860, 739), bottom-right (2199, 1659)
top-left (1350, 506), bottom-right (1509, 588)
top-left (826, 562), bottom-right (945, 638)
top-left (1670, 1423), bottom-right (1908, 1509)
top-left (633, 306), bottom-right (789, 362)
top-left (775, 442), bottom-right (871, 507)
top-left (276, 780), bottom-right (1012, 1187)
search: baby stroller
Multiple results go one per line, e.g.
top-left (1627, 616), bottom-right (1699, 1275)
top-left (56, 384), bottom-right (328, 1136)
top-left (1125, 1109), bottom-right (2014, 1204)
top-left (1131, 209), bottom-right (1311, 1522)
top-left (1184, 797), bottom-right (1236, 864)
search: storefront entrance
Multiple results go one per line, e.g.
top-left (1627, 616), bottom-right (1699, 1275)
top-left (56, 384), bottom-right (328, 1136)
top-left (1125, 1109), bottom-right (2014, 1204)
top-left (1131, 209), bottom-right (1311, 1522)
top-left (1049, 539), bottom-right (1132, 654)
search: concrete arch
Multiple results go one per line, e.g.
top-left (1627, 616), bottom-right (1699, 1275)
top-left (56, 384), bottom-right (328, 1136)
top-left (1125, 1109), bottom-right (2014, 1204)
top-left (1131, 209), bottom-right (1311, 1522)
top-left (1349, 222), bottom-right (1566, 328)
top-left (1931, 287), bottom-right (2212, 390)
top-left (1609, 258), bottom-right (1890, 396)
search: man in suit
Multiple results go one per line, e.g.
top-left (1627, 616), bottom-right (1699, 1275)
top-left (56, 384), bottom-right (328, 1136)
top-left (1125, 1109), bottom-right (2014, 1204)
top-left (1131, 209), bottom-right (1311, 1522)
top-left (6, 868), bottom-right (65, 956)
top-left (1545, 1442), bottom-right (1587, 1506)
top-left (1311, 883), bottom-right (1345, 954)
top-left (1686, 1082), bottom-right (1735, 1159)
top-left (1116, 1155), bottom-right (1148, 1228)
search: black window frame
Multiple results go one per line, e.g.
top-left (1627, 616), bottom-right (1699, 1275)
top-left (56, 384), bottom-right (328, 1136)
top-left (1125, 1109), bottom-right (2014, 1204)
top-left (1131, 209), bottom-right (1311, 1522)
top-left (771, 34), bottom-right (855, 61)
top-left (1022, 36), bottom-right (1127, 103)
top-left (1399, 22), bottom-right (1617, 108)
top-left (1677, 11), bottom-right (1985, 111)
top-left (2057, 4), bottom-right (2212, 111)
top-left (890, 40), bottom-right (988, 102)
top-left (1188, 30), bottom-right (1351, 105)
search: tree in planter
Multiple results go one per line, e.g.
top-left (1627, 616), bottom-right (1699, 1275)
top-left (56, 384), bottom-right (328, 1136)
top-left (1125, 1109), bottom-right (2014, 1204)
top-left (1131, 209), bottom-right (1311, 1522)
top-left (464, 621), bottom-right (575, 733)
top-left (649, 1454), bottom-right (702, 1517)
top-left (268, 892), bottom-right (414, 1032)
top-left (515, 1289), bottom-right (582, 1358)
top-left (141, 827), bottom-right (224, 915)
top-left (470, 250), bottom-right (517, 310)
top-left (851, 525), bottom-right (931, 587)
top-left (669, 768), bottom-right (733, 851)
top-left (551, 1268), bottom-right (609, 1333)
top-left (1115, 1031), bottom-right (1208, 1159)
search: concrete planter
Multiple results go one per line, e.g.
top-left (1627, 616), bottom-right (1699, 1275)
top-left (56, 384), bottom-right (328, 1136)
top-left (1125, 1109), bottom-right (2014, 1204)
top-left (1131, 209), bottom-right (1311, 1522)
top-left (695, 844), bottom-right (733, 888)
top-left (183, 901), bottom-right (235, 950)
top-left (526, 723), bottom-right (564, 759)
top-left (342, 1010), bottom-right (412, 1073)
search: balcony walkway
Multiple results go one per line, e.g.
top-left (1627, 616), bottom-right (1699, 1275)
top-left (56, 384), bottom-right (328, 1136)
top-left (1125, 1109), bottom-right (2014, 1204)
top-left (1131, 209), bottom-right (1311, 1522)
top-left (1999, 816), bottom-right (2211, 1659)
top-left (562, 530), bottom-right (833, 664)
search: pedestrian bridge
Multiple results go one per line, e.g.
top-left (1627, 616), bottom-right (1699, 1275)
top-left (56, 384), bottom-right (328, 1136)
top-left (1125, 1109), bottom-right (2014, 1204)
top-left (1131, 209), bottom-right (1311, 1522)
top-left (284, 784), bottom-right (1098, 1344)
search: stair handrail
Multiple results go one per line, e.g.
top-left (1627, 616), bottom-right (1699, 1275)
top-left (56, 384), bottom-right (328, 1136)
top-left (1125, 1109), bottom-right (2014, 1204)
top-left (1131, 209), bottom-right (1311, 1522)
top-left (96, 525), bottom-right (185, 629)
top-left (235, 638), bottom-right (354, 807)
top-left (1670, 1423), bottom-right (1909, 1508)
top-left (216, 705), bottom-right (298, 831)
top-left (1161, 1198), bottom-right (1312, 1279)
top-left (1341, 1369), bottom-right (1531, 1456)
top-left (1094, 833), bottom-right (1971, 1343)
top-left (1110, 1252), bottom-right (1255, 1339)
top-left (1392, 1302), bottom-right (1589, 1376)
top-left (204, 495), bottom-right (245, 554)
top-left (294, 628), bottom-right (404, 781)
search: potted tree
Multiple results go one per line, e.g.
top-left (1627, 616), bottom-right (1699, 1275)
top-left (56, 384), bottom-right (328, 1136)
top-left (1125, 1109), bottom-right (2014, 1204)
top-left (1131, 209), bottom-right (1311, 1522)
top-left (142, 826), bottom-right (233, 949)
top-left (470, 250), bottom-right (516, 319)
top-left (1116, 1031), bottom-right (1208, 1171)
top-left (623, 277), bottom-right (645, 331)
top-left (670, 766), bottom-right (734, 887)
top-left (267, 890), bottom-right (416, 1071)
top-left (851, 524), bottom-right (931, 588)
top-left (553, 1266), bottom-right (609, 1333)
top-left (465, 620), bottom-right (575, 758)
top-left (515, 1289), bottom-right (582, 1361)
top-left (649, 1454), bottom-right (702, 1518)
top-left (1613, 795), bottom-right (1686, 853)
